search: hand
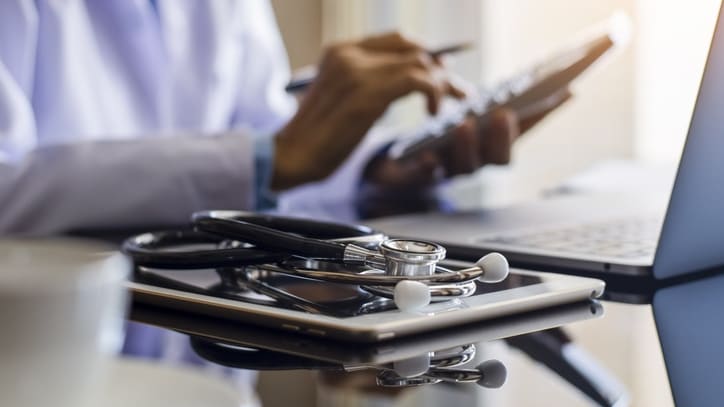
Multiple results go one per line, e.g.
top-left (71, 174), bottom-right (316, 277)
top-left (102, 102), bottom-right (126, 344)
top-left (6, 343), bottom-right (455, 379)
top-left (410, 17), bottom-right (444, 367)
top-left (363, 90), bottom-right (572, 188)
top-left (271, 32), bottom-right (466, 190)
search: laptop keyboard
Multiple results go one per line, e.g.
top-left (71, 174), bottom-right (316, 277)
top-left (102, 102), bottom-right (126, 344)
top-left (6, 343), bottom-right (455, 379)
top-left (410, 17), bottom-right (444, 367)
top-left (476, 218), bottom-right (661, 259)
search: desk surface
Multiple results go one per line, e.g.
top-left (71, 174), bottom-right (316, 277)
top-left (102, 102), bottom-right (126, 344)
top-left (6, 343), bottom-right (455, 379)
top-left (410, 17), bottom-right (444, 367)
top-left (126, 269), bottom-right (724, 407)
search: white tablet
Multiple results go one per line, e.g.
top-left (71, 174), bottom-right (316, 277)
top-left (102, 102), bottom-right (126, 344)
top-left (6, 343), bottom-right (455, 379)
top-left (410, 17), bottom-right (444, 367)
top-left (128, 264), bottom-right (604, 343)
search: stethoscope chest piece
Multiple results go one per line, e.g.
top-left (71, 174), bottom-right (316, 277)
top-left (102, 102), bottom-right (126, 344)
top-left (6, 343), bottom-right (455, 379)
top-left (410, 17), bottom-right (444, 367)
top-left (379, 239), bottom-right (446, 277)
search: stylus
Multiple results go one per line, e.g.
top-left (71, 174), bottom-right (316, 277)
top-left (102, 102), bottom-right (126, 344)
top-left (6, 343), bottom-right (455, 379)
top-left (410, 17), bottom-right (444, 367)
top-left (285, 42), bottom-right (473, 93)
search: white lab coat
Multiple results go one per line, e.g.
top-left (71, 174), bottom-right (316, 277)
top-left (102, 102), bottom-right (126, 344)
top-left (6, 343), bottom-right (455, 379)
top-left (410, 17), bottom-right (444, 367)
top-left (0, 0), bottom-right (392, 402)
top-left (0, 0), bottom-right (380, 235)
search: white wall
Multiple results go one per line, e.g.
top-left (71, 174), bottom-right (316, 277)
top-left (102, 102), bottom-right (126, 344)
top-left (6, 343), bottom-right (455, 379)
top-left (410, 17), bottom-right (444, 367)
top-left (634, 0), bottom-right (720, 162)
top-left (466, 0), bottom-right (637, 206)
top-left (270, 0), bottom-right (323, 69)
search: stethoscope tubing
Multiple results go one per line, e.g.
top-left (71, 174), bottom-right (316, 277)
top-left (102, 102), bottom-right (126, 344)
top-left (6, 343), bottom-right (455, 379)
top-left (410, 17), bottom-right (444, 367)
top-left (193, 214), bottom-right (345, 260)
top-left (124, 211), bottom-right (386, 270)
top-left (122, 229), bottom-right (288, 269)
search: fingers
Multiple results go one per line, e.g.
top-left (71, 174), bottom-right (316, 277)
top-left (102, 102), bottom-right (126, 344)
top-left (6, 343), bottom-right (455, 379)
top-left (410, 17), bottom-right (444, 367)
top-left (401, 68), bottom-right (444, 114)
top-left (364, 150), bottom-right (441, 187)
top-left (447, 78), bottom-right (468, 99)
top-left (479, 108), bottom-right (518, 165)
top-left (383, 59), bottom-right (466, 114)
top-left (322, 34), bottom-right (466, 117)
top-left (383, 50), bottom-right (437, 72)
top-left (359, 32), bottom-right (422, 53)
top-left (361, 33), bottom-right (466, 113)
top-left (441, 109), bottom-right (518, 178)
top-left (438, 108), bottom-right (519, 178)
top-left (363, 107), bottom-right (520, 189)
top-left (397, 150), bottom-right (440, 186)
top-left (444, 118), bottom-right (480, 176)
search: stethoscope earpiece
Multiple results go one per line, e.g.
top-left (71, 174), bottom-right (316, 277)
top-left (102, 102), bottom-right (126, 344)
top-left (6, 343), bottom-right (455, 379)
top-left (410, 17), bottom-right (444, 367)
top-left (393, 280), bottom-right (431, 312)
top-left (476, 252), bottom-right (510, 283)
top-left (475, 359), bottom-right (507, 388)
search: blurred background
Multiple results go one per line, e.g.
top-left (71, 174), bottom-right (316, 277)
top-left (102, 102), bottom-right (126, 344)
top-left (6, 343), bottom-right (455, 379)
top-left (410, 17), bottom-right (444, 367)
top-left (272, 0), bottom-right (719, 206)
top-left (257, 1), bottom-right (721, 406)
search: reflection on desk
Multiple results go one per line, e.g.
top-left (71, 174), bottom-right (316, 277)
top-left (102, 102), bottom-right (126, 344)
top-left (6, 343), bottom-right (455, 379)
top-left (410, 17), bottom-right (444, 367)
top-left (654, 272), bottom-right (724, 407)
top-left (131, 301), bottom-right (631, 406)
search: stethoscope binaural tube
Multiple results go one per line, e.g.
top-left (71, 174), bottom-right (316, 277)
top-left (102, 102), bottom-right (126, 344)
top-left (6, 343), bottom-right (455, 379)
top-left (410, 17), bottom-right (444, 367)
top-left (194, 214), bottom-right (348, 260)
top-left (193, 211), bottom-right (421, 271)
top-left (192, 211), bottom-right (458, 275)
top-left (123, 212), bottom-right (385, 270)
top-left (122, 229), bottom-right (289, 269)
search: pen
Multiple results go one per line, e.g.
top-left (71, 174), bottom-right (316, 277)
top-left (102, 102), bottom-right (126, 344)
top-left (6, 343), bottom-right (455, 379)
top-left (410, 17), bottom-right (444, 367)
top-left (285, 42), bottom-right (473, 93)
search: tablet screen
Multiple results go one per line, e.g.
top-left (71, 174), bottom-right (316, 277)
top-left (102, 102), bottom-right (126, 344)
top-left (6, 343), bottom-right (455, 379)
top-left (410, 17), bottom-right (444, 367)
top-left (133, 267), bottom-right (543, 318)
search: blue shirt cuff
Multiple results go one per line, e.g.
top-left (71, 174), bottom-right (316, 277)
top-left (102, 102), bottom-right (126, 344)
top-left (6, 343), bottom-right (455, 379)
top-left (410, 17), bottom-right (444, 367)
top-left (253, 134), bottom-right (277, 210)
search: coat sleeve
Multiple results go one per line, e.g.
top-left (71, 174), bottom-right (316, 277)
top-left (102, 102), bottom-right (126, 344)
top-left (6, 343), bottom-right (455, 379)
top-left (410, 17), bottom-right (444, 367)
top-left (0, 134), bottom-right (257, 236)
top-left (0, 56), bottom-right (258, 236)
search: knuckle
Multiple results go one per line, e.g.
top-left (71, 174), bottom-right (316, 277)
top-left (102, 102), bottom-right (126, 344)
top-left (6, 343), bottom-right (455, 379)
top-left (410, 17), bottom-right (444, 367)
top-left (378, 31), bottom-right (403, 43)
top-left (392, 31), bottom-right (414, 46)
top-left (325, 43), bottom-right (344, 56)
top-left (322, 43), bottom-right (348, 64)
top-left (413, 52), bottom-right (430, 69)
top-left (404, 68), bottom-right (423, 83)
top-left (322, 46), bottom-right (355, 73)
top-left (402, 71), bottom-right (423, 91)
top-left (390, 31), bottom-right (405, 41)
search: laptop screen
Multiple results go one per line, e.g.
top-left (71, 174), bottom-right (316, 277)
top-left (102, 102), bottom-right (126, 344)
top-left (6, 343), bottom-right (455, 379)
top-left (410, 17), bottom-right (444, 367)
top-left (654, 1), bottom-right (724, 278)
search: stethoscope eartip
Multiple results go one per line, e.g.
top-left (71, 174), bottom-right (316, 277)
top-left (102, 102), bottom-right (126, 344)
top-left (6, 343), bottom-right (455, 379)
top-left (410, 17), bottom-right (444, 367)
top-left (394, 280), bottom-right (431, 312)
top-left (392, 354), bottom-right (431, 378)
top-left (476, 359), bottom-right (507, 388)
top-left (476, 252), bottom-right (509, 283)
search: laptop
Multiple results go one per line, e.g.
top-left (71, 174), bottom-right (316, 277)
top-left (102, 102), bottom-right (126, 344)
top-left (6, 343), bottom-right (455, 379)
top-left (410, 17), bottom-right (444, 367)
top-left (368, 3), bottom-right (724, 282)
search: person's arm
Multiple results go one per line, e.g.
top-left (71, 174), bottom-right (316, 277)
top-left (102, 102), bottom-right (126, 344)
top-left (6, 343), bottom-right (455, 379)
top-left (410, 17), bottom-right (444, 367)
top-left (0, 132), bottom-right (257, 236)
top-left (0, 26), bottom-right (259, 235)
top-left (0, 1), bottom-right (280, 236)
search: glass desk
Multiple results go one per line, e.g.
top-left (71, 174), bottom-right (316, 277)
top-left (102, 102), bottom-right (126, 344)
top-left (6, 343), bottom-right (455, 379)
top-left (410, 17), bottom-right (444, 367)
top-left (125, 267), bottom-right (724, 407)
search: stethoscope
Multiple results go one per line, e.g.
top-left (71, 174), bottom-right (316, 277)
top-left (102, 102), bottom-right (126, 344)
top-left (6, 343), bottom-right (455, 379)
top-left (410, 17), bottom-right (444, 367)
top-left (189, 337), bottom-right (507, 389)
top-left (123, 210), bottom-right (509, 312)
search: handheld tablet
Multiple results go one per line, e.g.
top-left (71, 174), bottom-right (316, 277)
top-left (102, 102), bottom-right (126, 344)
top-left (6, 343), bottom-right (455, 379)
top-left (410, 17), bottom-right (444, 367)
top-left (128, 263), bottom-right (604, 343)
top-left (387, 15), bottom-right (629, 161)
